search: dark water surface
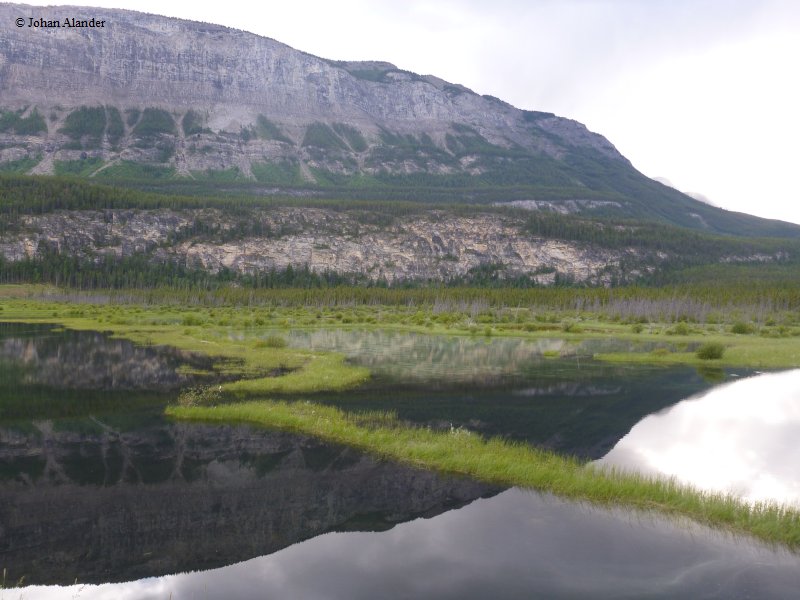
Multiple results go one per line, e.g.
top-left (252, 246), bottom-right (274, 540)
top-left (23, 488), bottom-right (800, 600)
top-left (0, 322), bottom-right (219, 420)
top-left (280, 328), bottom-right (732, 458)
top-left (2, 324), bottom-right (799, 598)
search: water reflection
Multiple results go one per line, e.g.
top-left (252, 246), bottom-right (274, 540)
top-left (0, 323), bottom-right (220, 420)
top-left (0, 419), bottom-right (495, 585)
top-left (4, 323), bottom-right (792, 596)
top-left (281, 328), bottom-right (681, 387)
top-left (279, 329), bottom-right (722, 458)
top-left (599, 370), bottom-right (800, 506)
top-left (21, 489), bottom-right (800, 599)
top-left (0, 322), bottom-right (215, 391)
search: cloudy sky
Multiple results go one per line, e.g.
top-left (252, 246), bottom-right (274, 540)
top-left (22, 1), bottom-right (800, 224)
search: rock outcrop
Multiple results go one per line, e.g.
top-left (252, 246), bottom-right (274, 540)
top-left (0, 207), bottom-right (640, 284)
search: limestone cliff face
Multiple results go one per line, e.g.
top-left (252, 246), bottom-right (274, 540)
top-left (0, 207), bottom-right (641, 284)
top-left (0, 3), bottom-right (623, 180)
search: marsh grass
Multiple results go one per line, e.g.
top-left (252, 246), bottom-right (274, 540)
top-left (167, 398), bottom-right (800, 550)
top-left (256, 334), bottom-right (288, 348)
top-left (696, 342), bottom-right (725, 360)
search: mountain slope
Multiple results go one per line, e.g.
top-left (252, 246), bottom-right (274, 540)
top-left (0, 2), bottom-right (797, 239)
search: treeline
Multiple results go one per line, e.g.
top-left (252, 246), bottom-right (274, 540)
top-left (76, 283), bottom-right (800, 315)
top-left (0, 252), bottom-right (214, 289)
top-left (0, 173), bottom-right (616, 229)
top-left (5, 248), bottom-right (800, 312)
top-left (0, 250), bottom-right (380, 290)
top-left (522, 211), bottom-right (800, 260)
top-left (0, 251), bottom-right (567, 291)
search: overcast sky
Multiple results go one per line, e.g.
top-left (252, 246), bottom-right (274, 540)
top-left (20, 1), bottom-right (800, 224)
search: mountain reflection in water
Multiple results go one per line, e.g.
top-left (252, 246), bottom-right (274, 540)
top-left (0, 420), bottom-right (496, 585)
top-left (21, 488), bottom-right (800, 600)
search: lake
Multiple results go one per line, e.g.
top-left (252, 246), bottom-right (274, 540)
top-left (2, 324), bottom-right (799, 598)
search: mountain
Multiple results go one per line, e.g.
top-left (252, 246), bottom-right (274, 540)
top-left (1, 2), bottom-right (797, 240)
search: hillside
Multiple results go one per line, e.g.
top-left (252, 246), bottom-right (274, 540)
top-left (0, 176), bottom-right (797, 289)
top-left (1, 3), bottom-right (798, 240)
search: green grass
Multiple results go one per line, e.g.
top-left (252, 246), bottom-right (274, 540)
top-left (0, 295), bottom-right (369, 397)
top-left (168, 398), bottom-right (800, 550)
top-left (251, 161), bottom-right (305, 185)
top-left (190, 167), bottom-right (248, 182)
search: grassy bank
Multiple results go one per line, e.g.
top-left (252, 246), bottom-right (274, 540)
top-left (167, 398), bottom-right (800, 550)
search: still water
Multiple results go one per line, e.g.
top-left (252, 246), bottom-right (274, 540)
top-left (1, 324), bottom-right (799, 598)
top-left (599, 369), bottom-right (800, 506)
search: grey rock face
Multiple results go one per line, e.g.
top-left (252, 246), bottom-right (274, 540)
top-left (0, 3), bottom-right (623, 178)
top-left (0, 207), bottom-right (639, 284)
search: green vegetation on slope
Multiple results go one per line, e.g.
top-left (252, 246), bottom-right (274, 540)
top-left (0, 108), bottom-right (47, 135)
top-left (182, 109), bottom-right (210, 136)
top-left (0, 175), bottom-right (798, 291)
top-left (302, 122), bottom-right (348, 150)
top-left (59, 106), bottom-right (106, 147)
top-left (133, 108), bottom-right (176, 139)
top-left (256, 116), bottom-right (293, 144)
top-left (53, 157), bottom-right (104, 177)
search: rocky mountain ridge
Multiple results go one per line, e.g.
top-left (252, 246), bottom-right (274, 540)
top-left (3, 2), bottom-right (796, 241)
top-left (1, 2), bottom-right (798, 286)
top-left (0, 2), bottom-right (619, 179)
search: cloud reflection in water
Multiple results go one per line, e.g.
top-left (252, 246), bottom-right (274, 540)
top-left (599, 369), bottom-right (800, 506)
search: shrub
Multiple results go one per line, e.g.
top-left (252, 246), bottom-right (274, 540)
top-left (696, 342), bottom-right (725, 360)
top-left (256, 335), bottom-right (288, 348)
top-left (731, 322), bottom-right (754, 335)
top-left (181, 314), bottom-right (204, 326)
top-left (668, 322), bottom-right (690, 335)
